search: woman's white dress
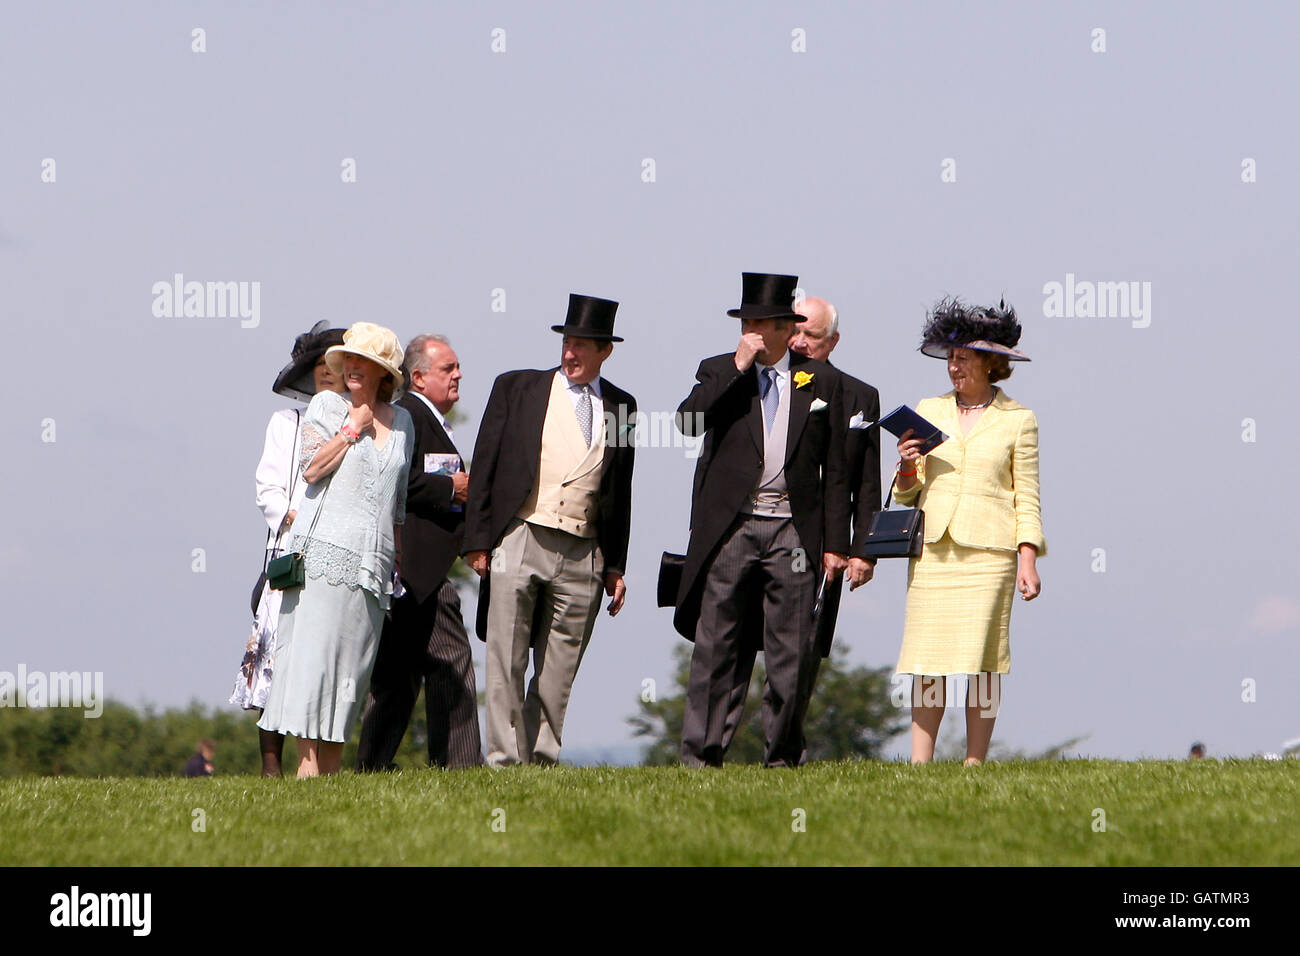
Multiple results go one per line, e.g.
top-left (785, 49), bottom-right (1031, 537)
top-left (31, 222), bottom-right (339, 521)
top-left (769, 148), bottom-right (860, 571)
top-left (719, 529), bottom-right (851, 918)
top-left (230, 407), bottom-right (307, 711)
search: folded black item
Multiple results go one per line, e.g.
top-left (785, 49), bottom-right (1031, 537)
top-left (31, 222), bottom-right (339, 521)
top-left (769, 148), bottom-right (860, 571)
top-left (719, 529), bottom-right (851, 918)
top-left (657, 551), bottom-right (685, 608)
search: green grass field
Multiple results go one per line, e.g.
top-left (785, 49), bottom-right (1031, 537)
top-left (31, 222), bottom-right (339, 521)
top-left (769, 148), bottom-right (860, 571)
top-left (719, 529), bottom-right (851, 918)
top-left (4, 760), bottom-right (1296, 866)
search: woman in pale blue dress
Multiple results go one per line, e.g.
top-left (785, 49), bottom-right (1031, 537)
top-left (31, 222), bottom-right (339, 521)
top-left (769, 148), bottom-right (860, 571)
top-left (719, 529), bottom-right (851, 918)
top-left (258, 322), bottom-right (414, 778)
top-left (231, 320), bottom-right (345, 777)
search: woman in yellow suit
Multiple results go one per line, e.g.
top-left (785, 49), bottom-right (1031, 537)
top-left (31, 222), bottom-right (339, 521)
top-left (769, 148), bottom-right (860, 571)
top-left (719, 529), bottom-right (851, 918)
top-left (893, 298), bottom-right (1043, 765)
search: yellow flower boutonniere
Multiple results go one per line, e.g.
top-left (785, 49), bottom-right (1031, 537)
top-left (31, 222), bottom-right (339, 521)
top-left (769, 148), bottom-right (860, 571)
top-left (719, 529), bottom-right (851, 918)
top-left (793, 370), bottom-right (815, 390)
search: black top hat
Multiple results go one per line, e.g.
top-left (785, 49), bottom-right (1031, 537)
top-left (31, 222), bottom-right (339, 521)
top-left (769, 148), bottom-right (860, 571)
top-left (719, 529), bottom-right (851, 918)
top-left (272, 320), bottom-right (347, 401)
top-left (551, 293), bottom-right (623, 342)
top-left (726, 272), bottom-right (801, 320)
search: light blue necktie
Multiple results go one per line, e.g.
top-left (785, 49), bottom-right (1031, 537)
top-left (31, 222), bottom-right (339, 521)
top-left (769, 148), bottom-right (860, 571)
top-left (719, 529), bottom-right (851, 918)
top-left (576, 384), bottom-right (593, 446)
top-left (761, 367), bottom-right (778, 434)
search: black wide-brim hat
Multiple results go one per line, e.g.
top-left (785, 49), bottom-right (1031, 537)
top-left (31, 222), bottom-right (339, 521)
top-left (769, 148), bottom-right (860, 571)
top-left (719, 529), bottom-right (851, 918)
top-left (726, 272), bottom-right (801, 320)
top-left (272, 320), bottom-right (347, 401)
top-left (551, 293), bottom-right (623, 342)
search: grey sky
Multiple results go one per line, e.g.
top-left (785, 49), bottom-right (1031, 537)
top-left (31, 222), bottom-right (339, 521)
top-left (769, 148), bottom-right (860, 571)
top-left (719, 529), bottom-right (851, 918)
top-left (4, 1), bottom-right (1297, 761)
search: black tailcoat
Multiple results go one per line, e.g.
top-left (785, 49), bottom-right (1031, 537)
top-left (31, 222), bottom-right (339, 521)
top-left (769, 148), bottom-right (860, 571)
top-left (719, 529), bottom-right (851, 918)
top-left (815, 364), bottom-right (883, 655)
top-left (671, 351), bottom-right (851, 640)
top-left (462, 367), bottom-right (637, 638)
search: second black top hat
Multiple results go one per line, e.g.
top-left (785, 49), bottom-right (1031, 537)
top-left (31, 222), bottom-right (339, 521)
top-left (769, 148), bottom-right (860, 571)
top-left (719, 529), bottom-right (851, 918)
top-left (551, 293), bottom-right (623, 342)
top-left (726, 272), bottom-right (800, 320)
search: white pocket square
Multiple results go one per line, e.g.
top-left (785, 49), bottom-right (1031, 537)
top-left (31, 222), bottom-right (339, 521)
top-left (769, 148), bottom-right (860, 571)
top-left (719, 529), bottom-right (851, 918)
top-left (810, 398), bottom-right (828, 413)
top-left (848, 411), bottom-right (874, 430)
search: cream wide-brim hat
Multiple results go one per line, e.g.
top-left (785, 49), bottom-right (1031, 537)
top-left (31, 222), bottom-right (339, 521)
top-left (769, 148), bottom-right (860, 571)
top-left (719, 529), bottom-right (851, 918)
top-left (324, 322), bottom-right (406, 390)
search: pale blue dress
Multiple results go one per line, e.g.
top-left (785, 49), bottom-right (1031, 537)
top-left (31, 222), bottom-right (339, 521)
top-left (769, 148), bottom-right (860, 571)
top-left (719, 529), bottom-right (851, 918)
top-left (258, 390), bottom-right (413, 743)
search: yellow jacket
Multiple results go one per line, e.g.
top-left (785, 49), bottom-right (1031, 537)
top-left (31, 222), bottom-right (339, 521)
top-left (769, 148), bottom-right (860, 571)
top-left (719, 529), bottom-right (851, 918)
top-left (892, 389), bottom-right (1046, 555)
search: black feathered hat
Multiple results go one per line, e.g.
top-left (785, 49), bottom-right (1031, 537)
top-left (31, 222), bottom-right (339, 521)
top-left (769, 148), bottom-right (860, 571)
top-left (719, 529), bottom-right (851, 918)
top-left (919, 297), bottom-right (1030, 361)
top-left (272, 320), bottom-right (347, 401)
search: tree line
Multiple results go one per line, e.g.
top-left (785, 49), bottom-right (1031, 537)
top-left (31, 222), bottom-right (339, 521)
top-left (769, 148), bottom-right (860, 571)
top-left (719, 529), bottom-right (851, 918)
top-left (1, 642), bottom-right (1077, 774)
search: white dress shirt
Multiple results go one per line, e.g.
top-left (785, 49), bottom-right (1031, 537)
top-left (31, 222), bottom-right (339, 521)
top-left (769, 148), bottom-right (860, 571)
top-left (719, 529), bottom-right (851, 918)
top-left (756, 350), bottom-right (790, 409)
top-left (559, 371), bottom-right (603, 447)
top-left (408, 389), bottom-right (454, 441)
top-left (749, 350), bottom-right (794, 518)
top-left (407, 389), bottom-right (461, 509)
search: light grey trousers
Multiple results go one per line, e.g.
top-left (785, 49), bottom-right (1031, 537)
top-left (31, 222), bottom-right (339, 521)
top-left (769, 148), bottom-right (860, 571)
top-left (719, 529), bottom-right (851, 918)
top-left (484, 519), bottom-right (603, 766)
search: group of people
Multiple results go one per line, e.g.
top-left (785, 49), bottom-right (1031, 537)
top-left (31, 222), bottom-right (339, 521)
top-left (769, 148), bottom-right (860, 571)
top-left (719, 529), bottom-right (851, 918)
top-left (231, 271), bottom-right (1045, 776)
top-left (234, 322), bottom-right (481, 776)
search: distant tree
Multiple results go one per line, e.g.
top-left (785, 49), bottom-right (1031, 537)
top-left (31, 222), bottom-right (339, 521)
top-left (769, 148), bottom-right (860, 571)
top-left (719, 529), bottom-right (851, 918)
top-left (0, 700), bottom-right (259, 776)
top-left (629, 644), bottom-right (907, 765)
top-left (0, 695), bottom-right (443, 777)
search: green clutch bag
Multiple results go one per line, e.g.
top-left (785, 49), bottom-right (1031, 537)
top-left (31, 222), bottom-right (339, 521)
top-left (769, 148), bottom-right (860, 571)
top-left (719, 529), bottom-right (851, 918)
top-left (266, 551), bottom-right (305, 590)
top-left (266, 470), bottom-right (332, 591)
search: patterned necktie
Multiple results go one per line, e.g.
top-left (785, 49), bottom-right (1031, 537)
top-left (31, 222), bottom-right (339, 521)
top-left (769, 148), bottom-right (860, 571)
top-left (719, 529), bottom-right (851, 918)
top-left (576, 383), bottom-right (593, 446)
top-left (761, 367), bottom-right (778, 434)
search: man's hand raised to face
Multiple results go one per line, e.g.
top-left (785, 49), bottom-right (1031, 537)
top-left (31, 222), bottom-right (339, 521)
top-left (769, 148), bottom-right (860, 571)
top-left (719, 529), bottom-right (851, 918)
top-left (734, 332), bottom-right (768, 372)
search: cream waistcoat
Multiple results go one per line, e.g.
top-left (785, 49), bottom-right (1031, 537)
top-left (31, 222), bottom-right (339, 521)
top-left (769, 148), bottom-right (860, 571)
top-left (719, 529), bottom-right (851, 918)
top-left (516, 372), bottom-right (607, 538)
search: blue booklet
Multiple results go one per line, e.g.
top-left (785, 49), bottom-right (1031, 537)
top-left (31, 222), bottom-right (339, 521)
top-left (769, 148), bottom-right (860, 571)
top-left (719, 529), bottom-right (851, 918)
top-left (877, 405), bottom-right (948, 454)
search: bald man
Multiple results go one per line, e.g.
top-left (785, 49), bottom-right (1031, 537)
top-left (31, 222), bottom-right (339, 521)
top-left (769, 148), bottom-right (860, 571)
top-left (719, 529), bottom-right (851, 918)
top-left (718, 295), bottom-right (882, 758)
top-left (789, 297), bottom-right (881, 600)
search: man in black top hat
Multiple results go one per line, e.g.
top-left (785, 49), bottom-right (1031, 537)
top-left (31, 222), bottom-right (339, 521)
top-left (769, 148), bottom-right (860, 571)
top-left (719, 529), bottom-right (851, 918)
top-left (674, 273), bottom-right (852, 767)
top-left (713, 294), bottom-right (883, 757)
top-left (463, 294), bottom-right (636, 766)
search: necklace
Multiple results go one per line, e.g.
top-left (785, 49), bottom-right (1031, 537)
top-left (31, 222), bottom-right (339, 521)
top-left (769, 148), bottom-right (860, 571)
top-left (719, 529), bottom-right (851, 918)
top-left (956, 389), bottom-right (996, 410)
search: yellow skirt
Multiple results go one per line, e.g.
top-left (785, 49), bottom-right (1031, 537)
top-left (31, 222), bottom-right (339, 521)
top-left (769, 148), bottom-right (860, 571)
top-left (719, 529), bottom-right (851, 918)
top-left (896, 532), bottom-right (1017, 675)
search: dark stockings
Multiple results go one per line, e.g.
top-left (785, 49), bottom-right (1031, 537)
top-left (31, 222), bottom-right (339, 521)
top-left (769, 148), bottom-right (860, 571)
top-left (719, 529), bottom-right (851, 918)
top-left (258, 725), bottom-right (285, 777)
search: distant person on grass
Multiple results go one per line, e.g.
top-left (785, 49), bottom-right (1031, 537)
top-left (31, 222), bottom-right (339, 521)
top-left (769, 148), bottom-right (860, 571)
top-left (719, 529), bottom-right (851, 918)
top-left (183, 739), bottom-right (216, 777)
top-left (893, 298), bottom-right (1044, 766)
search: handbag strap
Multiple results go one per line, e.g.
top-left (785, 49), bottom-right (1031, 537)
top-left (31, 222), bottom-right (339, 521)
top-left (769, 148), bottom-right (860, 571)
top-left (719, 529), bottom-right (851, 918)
top-left (283, 409), bottom-right (302, 523)
top-left (883, 474), bottom-right (898, 510)
top-left (263, 410), bottom-right (303, 569)
top-left (296, 423), bottom-right (337, 555)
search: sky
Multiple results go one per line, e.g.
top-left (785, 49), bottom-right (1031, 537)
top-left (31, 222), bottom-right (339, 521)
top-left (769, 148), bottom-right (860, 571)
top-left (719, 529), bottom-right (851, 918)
top-left (3, 0), bottom-right (1298, 762)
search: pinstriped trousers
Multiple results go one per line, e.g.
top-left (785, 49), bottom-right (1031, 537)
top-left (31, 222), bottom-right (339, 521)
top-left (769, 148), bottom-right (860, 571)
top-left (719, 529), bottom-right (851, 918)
top-left (680, 515), bottom-right (817, 768)
top-left (356, 579), bottom-right (484, 770)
